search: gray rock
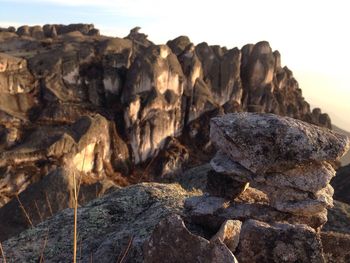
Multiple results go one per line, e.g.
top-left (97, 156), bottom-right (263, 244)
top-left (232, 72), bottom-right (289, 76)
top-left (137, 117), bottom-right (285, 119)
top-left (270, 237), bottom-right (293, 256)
top-left (186, 192), bottom-right (328, 230)
top-left (256, 162), bottom-right (335, 193)
top-left (236, 219), bottom-right (325, 263)
top-left (210, 150), bottom-right (254, 182)
top-left (2, 183), bottom-right (198, 262)
top-left (261, 184), bottom-right (334, 216)
top-left (210, 112), bottom-right (350, 173)
top-left (211, 151), bottom-right (335, 193)
top-left (144, 214), bottom-right (237, 263)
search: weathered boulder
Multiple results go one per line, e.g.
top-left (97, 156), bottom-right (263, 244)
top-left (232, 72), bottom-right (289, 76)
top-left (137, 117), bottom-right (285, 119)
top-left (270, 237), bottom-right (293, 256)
top-left (210, 113), bottom-right (349, 173)
top-left (1, 183), bottom-right (199, 262)
top-left (206, 113), bottom-right (349, 234)
top-left (144, 214), bottom-right (237, 263)
top-left (236, 219), bottom-right (325, 263)
top-left (211, 150), bottom-right (335, 193)
top-left (185, 191), bottom-right (328, 230)
top-left (0, 166), bottom-right (348, 262)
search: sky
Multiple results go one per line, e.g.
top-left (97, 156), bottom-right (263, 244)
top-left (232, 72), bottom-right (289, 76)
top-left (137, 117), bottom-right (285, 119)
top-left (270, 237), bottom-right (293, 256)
top-left (0, 0), bottom-right (349, 130)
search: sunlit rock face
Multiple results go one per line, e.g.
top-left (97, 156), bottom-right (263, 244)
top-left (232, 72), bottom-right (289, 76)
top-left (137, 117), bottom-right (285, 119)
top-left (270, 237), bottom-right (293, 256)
top-left (0, 53), bottom-right (38, 119)
top-left (0, 25), bottom-right (337, 238)
top-left (0, 114), bottom-right (128, 208)
top-left (240, 41), bottom-right (312, 120)
top-left (123, 45), bottom-right (185, 163)
top-left (167, 38), bottom-right (243, 124)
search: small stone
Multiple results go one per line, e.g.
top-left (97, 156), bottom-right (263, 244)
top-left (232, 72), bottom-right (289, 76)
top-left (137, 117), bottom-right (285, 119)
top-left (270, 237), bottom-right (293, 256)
top-left (210, 219), bottom-right (242, 253)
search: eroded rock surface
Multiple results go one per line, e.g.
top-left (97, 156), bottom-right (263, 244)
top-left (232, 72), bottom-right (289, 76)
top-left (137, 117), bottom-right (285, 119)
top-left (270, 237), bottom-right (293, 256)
top-left (0, 176), bottom-right (349, 262)
top-left (236, 219), bottom-right (325, 263)
top-left (206, 113), bottom-right (348, 233)
top-left (0, 24), bottom-right (344, 261)
top-left (182, 113), bottom-right (349, 262)
top-left (1, 183), bottom-right (198, 262)
top-left (144, 214), bottom-right (237, 263)
top-left (210, 113), bottom-right (349, 173)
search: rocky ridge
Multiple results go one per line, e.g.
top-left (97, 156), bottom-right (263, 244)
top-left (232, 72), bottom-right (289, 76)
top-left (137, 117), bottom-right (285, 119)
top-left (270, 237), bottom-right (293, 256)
top-left (2, 112), bottom-right (350, 262)
top-left (0, 23), bottom-right (341, 247)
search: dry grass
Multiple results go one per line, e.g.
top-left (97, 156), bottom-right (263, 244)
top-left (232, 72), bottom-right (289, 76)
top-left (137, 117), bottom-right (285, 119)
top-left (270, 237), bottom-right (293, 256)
top-left (116, 236), bottom-right (134, 263)
top-left (38, 230), bottom-right (49, 263)
top-left (73, 171), bottom-right (78, 263)
top-left (34, 200), bottom-right (43, 222)
top-left (15, 194), bottom-right (33, 227)
top-left (44, 190), bottom-right (53, 217)
top-left (0, 241), bottom-right (6, 263)
top-left (73, 148), bottom-right (87, 263)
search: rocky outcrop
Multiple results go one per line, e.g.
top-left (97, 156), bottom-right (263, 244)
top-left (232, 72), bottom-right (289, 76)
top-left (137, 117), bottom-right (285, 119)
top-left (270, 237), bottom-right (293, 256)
top-left (15, 24), bottom-right (99, 39)
top-left (1, 179), bottom-right (348, 262)
top-left (1, 162), bottom-right (350, 262)
top-left (210, 113), bottom-right (348, 173)
top-left (183, 113), bottom-right (348, 262)
top-left (122, 44), bottom-right (185, 164)
top-left (1, 183), bottom-right (199, 262)
top-left (0, 24), bottom-right (337, 243)
top-left (207, 113), bottom-right (348, 228)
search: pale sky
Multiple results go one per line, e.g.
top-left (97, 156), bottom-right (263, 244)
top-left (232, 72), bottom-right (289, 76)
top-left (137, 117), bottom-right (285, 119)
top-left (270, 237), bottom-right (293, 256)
top-left (0, 0), bottom-right (349, 130)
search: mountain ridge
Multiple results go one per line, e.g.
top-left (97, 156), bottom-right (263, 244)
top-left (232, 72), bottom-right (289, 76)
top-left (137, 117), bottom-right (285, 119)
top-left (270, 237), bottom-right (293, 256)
top-left (0, 23), bottom-right (345, 244)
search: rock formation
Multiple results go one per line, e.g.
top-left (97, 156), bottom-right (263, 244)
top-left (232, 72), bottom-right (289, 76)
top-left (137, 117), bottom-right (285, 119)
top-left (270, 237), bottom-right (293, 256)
top-left (192, 112), bottom-right (349, 262)
top-left (1, 24), bottom-right (346, 260)
top-left (2, 171), bottom-right (350, 262)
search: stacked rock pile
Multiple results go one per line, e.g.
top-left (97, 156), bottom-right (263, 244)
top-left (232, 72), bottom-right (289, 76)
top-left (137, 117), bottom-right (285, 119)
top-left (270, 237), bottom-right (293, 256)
top-left (207, 112), bottom-right (349, 230)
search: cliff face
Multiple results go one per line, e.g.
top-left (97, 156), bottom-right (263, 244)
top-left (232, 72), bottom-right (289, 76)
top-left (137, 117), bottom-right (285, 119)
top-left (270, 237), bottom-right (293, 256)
top-left (0, 24), bottom-right (334, 238)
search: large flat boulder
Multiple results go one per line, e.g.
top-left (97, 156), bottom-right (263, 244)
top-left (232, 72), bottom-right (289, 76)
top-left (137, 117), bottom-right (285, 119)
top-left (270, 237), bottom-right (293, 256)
top-left (210, 112), bottom-right (350, 173)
